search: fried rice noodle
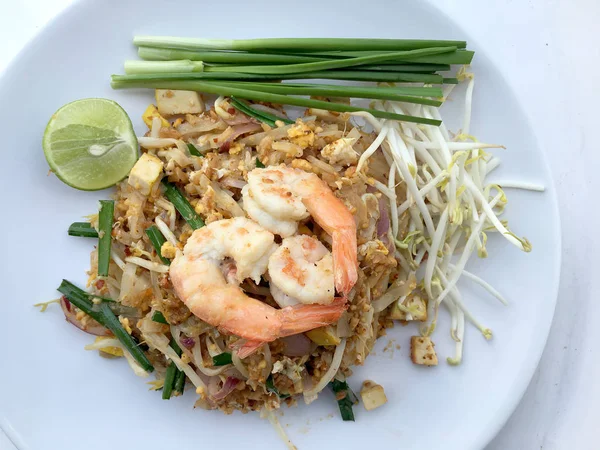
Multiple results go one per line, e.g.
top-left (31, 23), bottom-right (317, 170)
top-left (303, 338), bottom-right (347, 400)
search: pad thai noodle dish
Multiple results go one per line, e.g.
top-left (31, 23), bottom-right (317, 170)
top-left (39, 36), bottom-right (538, 425)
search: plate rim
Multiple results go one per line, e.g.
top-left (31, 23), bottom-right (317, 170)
top-left (0, 1), bottom-right (563, 449)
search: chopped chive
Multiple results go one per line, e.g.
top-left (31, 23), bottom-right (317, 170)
top-left (97, 200), bottom-right (114, 277)
top-left (163, 338), bottom-right (184, 400)
top-left (255, 158), bottom-right (265, 168)
top-left (98, 302), bottom-right (154, 372)
top-left (212, 352), bottom-right (233, 366)
top-left (173, 369), bottom-right (186, 394)
top-left (331, 379), bottom-right (358, 422)
top-left (145, 226), bottom-right (170, 265)
top-left (230, 96), bottom-right (294, 126)
top-left (266, 375), bottom-right (290, 399)
top-left (161, 180), bottom-right (205, 229)
top-left (162, 362), bottom-right (178, 399)
top-left (57, 280), bottom-right (105, 324)
top-left (91, 302), bottom-right (140, 318)
top-left (55, 284), bottom-right (138, 317)
top-left (187, 142), bottom-right (202, 157)
top-left (229, 97), bottom-right (275, 127)
top-left (151, 310), bottom-right (168, 324)
top-left (170, 337), bottom-right (183, 355)
top-left (58, 280), bottom-right (154, 372)
top-left (336, 396), bottom-right (355, 421)
top-left (235, 96), bottom-right (295, 124)
top-left (68, 222), bottom-right (98, 238)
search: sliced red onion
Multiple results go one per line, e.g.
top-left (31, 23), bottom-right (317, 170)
top-left (377, 198), bottom-right (391, 237)
top-left (210, 377), bottom-right (240, 401)
top-left (60, 296), bottom-right (110, 337)
top-left (281, 334), bottom-right (312, 357)
top-left (176, 118), bottom-right (222, 138)
top-left (222, 113), bottom-right (258, 126)
top-left (377, 197), bottom-right (394, 253)
top-left (221, 178), bottom-right (247, 189)
top-left (250, 103), bottom-right (288, 119)
top-left (180, 336), bottom-right (196, 349)
top-left (219, 123), bottom-right (262, 152)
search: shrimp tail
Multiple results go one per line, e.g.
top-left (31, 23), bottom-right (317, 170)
top-left (279, 298), bottom-right (347, 337)
top-left (234, 298), bottom-right (346, 359)
top-left (233, 339), bottom-right (265, 359)
top-left (332, 229), bottom-right (358, 296)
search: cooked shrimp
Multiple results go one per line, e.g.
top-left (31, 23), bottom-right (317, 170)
top-left (269, 235), bottom-right (335, 306)
top-left (242, 165), bottom-right (358, 295)
top-left (170, 217), bottom-right (346, 358)
top-left (242, 184), bottom-right (298, 237)
top-left (180, 216), bottom-right (277, 284)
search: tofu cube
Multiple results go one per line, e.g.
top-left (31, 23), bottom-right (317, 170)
top-left (128, 153), bottom-right (164, 196)
top-left (410, 336), bottom-right (438, 366)
top-left (360, 380), bottom-right (387, 411)
top-left (389, 294), bottom-right (427, 321)
top-left (155, 89), bottom-right (204, 116)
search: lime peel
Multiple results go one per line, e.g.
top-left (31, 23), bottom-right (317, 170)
top-left (43, 98), bottom-right (138, 191)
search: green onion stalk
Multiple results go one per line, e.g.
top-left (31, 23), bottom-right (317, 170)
top-left (133, 36), bottom-right (467, 52)
top-left (97, 200), bottom-right (114, 277)
top-left (113, 79), bottom-right (441, 126)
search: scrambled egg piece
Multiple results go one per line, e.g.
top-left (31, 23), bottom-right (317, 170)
top-left (287, 122), bottom-right (315, 149)
top-left (128, 153), bottom-right (164, 196)
top-left (228, 142), bottom-right (244, 155)
top-left (155, 89), bottom-right (204, 116)
top-left (119, 317), bottom-right (133, 334)
top-left (160, 241), bottom-right (178, 259)
top-left (320, 137), bottom-right (358, 166)
top-left (142, 104), bottom-right (170, 128)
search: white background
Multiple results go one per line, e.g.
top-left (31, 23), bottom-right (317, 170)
top-left (0, 0), bottom-right (597, 449)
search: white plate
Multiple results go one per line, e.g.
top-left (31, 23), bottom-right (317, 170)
top-left (0, 0), bottom-right (560, 449)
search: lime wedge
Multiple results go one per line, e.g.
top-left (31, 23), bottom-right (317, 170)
top-left (43, 98), bottom-right (138, 190)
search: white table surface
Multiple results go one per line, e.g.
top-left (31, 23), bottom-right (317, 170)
top-left (1, 1), bottom-right (597, 449)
